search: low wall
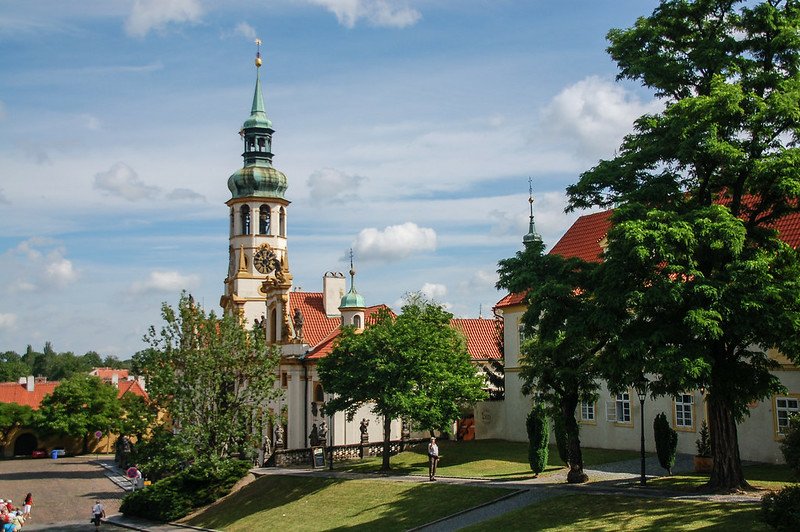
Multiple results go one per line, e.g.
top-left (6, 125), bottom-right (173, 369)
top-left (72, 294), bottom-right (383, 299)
top-left (269, 438), bottom-right (427, 467)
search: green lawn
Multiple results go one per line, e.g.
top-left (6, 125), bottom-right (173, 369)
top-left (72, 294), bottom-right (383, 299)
top-left (335, 439), bottom-right (643, 480)
top-left (463, 494), bottom-right (768, 531)
top-left (185, 475), bottom-right (511, 531)
top-left (649, 463), bottom-right (798, 492)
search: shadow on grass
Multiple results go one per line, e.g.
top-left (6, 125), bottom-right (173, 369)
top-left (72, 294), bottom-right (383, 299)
top-left (464, 493), bottom-right (768, 531)
top-left (186, 475), bottom-right (509, 532)
top-left (649, 463), bottom-right (798, 493)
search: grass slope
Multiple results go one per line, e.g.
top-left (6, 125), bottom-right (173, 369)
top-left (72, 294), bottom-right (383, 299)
top-left (649, 463), bottom-right (798, 492)
top-left (186, 475), bottom-right (511, 531)
top-left (463, 494), bottom-right (768, 531)
top-left (337, 439), bottom-right (643, 480)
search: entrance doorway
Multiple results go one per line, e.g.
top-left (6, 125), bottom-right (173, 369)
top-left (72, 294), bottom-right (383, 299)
top-left (14, 433), bottom-right (37, 456)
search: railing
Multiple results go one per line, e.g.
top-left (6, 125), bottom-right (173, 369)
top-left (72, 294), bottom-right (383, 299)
top-left (268, 438), bottom-right (427, 467)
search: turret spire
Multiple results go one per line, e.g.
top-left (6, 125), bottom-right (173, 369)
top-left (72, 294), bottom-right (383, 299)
top-left (523, 177), bottom-right (539, 246)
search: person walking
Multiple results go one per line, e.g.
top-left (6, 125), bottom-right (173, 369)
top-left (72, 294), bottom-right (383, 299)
top-left (91, 501), bottom-right (105, 528)
top-left (427, 437), bottom-right (439, 481)
top-left (21, 493), bottom-right (32, 520)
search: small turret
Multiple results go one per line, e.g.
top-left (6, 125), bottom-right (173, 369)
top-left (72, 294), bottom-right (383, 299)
top-left (523, 177), bottom-right (539, 246)
top-left (339, 249), bottom-right (366, 329)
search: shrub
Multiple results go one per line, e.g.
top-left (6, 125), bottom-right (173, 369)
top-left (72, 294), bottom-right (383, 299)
top-left (526, 403), bottom-right (549, 475)
top-left (653, 412), bottom-right (678, 475)
top-left (120, 458), bottom-right (250, 522)
top-left (762, 485), bottom-right (800, 531)
top-left (780, 414), bottom-right (800, 480)
top-left (696, 420), bottom-right (711, 457)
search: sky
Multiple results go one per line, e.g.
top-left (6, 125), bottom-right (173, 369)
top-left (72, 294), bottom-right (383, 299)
top-left (0, 0), bottom-right (663, 359)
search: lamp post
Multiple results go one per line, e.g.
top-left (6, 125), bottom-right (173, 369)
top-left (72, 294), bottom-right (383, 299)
top-left (635, 379), bottom-right (648, 487)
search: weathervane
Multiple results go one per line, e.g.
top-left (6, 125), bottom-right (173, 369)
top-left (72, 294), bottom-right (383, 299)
top-left (255, 38), bottom-right (262, 68)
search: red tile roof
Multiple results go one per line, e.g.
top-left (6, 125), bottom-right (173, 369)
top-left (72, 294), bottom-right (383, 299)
top-left (549, 210), bottom-right (613, 263)
top-left (0, 376), bottom-right (148, 409)
top-left (306, 305), bottom-right (392, 360)
top-left (288, 292), bottom-right (341, 347)
top-left (451, 318), bottom-right (503, 360)
top-left (496, 206), bottom-right (800, 310)
top-left (0, 381), bottom-right (59, 410)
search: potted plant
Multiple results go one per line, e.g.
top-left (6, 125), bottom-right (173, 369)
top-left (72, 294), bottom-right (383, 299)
top-left (694, 420), bottom-right (713, 472)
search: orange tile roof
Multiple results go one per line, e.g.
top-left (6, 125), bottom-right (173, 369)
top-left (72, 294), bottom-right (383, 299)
top-left (306, 305), bottom-right (392, 360)
top-left (494, 291), bottom-right (528, 309)
top-left (451, 318), bottom-right (503, 360)
top-left (117, 379), bottom-right (148, 399)
top-left (288, 292), bottom-right (341, 347)
top-left (0, 381), bottom-right (59, 410)
top-left (90, 368), bottom-right (130, 380)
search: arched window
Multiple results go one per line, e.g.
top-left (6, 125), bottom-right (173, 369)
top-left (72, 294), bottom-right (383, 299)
top-left (353, 315), bottom-right (362, 328)
top-left (279, 207), bottom-right (286, 237)
top-left (314, 384), bottom-right (325, 402)
top-left (229, 208), bottom-right (234, 236)
top-left (241, 205), bottom-right (251, 235)
top-left (259, 205), bottom-right (271, 235)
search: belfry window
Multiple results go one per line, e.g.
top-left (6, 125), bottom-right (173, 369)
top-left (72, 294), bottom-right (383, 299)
top-left (241, 205), bottom-right (251, 235)
top-left (279, 207), bottom-right (286, 237)
top-left (353, 315), bottom-right (362, 328)
top-left (259, 205), bottom-right (271, 235)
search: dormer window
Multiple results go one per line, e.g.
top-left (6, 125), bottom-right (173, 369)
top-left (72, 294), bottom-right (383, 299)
top-left (259, 205), bottom-right (271, 235)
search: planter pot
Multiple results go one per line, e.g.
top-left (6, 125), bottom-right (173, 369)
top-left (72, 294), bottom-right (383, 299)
top-left (693, 455), bottom-right (713, 473)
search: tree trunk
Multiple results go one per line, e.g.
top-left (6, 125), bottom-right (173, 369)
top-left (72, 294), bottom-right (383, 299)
top-left (381, 415), bottom-right (391, 471)
top-left (706, 395), bottom-right (751, 492)
top-left (562, 396), bottom-right (588, 484)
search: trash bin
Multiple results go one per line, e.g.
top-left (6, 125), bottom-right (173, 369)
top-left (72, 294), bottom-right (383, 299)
top-left (51, 450), bottom-right (58, 459)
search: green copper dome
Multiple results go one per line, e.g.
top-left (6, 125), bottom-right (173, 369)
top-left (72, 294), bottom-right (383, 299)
top-left (228, 165), bottom-right (287, 199)
top-left (340, 288), bottom-right (365, 309)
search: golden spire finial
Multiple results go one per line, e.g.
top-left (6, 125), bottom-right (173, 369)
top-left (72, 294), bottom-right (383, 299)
top-left (255, 38), bottom-right (262, 68)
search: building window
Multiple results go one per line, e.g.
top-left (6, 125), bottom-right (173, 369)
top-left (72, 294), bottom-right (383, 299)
top-left (580, 401), bottom-right (595, 422)
top-left (615, 392), bottom-right (631, 423)
top-left (281, 372), bottom-right (288, 388)
top-left (518, 321), bottom-right (526, 346)
top-left (314, 383), bottom-right (325, 402)
top-left (776, 396), bottom-right (800, 435)
top-left (353, 315), bottom-right (362, 328)
top-left (279, 207), bottom-right (286, 237)
top-left (259, 205), bottom-right (271, 235)
top-left (675, 394), bottom-right (694, 429)
top-left (240, 205), bottom-right (251, 235)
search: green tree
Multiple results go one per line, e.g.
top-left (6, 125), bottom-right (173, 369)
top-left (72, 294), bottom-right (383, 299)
top-left (0, 403), bottom-right (35, 448)
top-left (133, 293), bottom-right (281, 459)
top-left (497, 234), bottom-right (602, 483)
top-left (120, 393), bottom-right (158, 441)
top-left (35, 373), bottom-right (122, 453)
top-left (0, 351), bottom-right (30, 382)
top-left (526, 403), bottom-right (549, 476)
top-left (781, 415), bottom-right (800, 480)
top-left (317, 295), bottom-right (487, 470)
top-left (566, 0), bottom-right (800, 491)
top-left (654, 412), bottom-right (679, 475)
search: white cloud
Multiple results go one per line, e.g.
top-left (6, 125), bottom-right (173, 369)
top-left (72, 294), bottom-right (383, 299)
top-left (4, 238), bottom-right (78, 291)
top-left (129, 270), bottom-right (200, 295)
top-left (234, 22), bottom-right (257, 40)
top-left (307, 167), bottom-right (366, 202)
top-left (166, 188), bottom-right (206, 202)
top-left (541, 76), bottom-right (662, 160)
top-left (93, 162), bottom-right (161, 202)
top-left (420, 282), bottom-right (446, 300)
top-left (352, 222), bottom-right (436, 261)
top-left (0, 313), bottom-right (17, 329)
top-left (308, 0), bottom-right (421, 28)
top-left (79, 113), bottom-right (101, 130)
top-left (125, 0), bottom-right (203, 37)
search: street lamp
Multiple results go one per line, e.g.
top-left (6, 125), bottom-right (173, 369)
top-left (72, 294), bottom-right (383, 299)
top-left (635, 378), bottom-right (648, 487)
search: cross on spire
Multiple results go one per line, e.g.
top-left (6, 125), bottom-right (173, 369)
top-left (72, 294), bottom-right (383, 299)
top-left (523, 177), bottom-right (539, 245)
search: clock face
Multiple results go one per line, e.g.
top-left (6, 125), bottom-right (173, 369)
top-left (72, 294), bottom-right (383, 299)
top-left (253, 245), bottom-right (277, 274)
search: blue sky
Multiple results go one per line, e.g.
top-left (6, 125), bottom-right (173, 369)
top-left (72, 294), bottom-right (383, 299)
top-left (0, 0), bottom-right (661, 359)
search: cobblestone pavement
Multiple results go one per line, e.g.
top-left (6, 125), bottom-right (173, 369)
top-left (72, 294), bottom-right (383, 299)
top-left (0, 454), bottom-right (126, 530)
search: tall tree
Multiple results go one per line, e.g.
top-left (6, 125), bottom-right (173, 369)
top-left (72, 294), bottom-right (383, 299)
top-left (317, 296), bottom-right (486, 470)
top-left (0, 351), bottom-right (30, 382)
top-left (0, 403), bottom-right (35, 448)
top-left (36, 373), bottom-right (122, 453)
top-left (119, 393), bottom-right (159, 442)
top-left (133, 293), bottom-right (281, 460)
top-left (497, 234), bottom-right (603, 483)
top-left (567, 0), bottom-right (800, 490)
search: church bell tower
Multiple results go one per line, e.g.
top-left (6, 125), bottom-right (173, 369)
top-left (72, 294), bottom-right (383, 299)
top-left (221, 40), bottom-right (293, 332)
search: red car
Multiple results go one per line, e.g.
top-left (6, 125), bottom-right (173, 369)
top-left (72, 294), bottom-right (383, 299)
top-left (31, 448), bottom-right (47, 458)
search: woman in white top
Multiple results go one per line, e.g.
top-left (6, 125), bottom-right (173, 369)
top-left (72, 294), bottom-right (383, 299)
top-left (427, 437), bottom-right (439, 481)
